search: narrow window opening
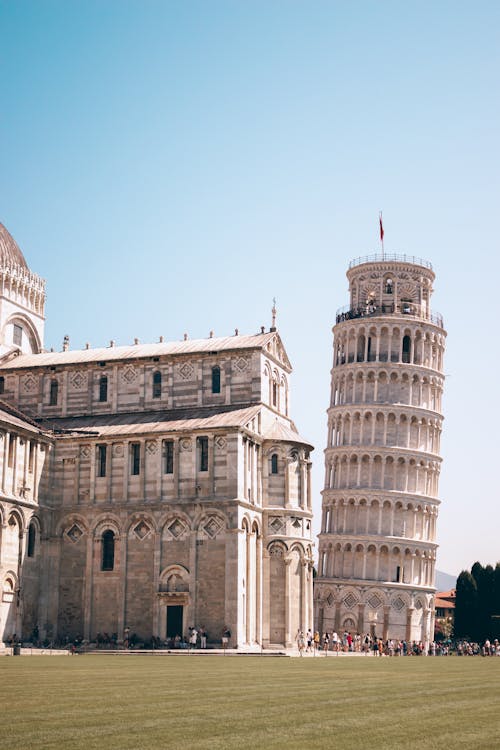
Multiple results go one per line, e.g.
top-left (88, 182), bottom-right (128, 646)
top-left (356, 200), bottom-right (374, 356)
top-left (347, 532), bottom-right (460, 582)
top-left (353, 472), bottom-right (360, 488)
top-left (153, 371), bottom-right (162, 399)
top-left (272, 382), bottom-right (278, 406)
top-left (99, 375), bottom-right (108, 402)
top-left (101, 530), bottom-right (115, 571)
top-left (97, 444), bottom-right (107, 478)
top-left (402, 335), bottom-right (411, 364)
top-left (367, 336), bottom-right (373, 361)
top-left (130, 443), bottom-right (141, 475)
top-left (198, 436), bottom-right (209, 472)
top-left (271, 453), bottom-right (278, 474)
top-left (0, 376), bottom-right (5, 394)
top-left (49, 379), bottom-right (58, 405)
top-left (211, 366), bottom-right (221, 394)
top-left (28, 442), bottom-right (35, 473)
top-left (27, 523), bottom-right (36, 558)
top-left (385, 279), bottom-right (393, 294)
top-left (163, 440), bottom-right (174, 474)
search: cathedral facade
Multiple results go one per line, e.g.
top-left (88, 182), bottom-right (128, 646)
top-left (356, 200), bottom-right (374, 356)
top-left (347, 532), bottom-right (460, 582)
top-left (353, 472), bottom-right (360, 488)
top-left (0, 223), bottom-right (314, 650)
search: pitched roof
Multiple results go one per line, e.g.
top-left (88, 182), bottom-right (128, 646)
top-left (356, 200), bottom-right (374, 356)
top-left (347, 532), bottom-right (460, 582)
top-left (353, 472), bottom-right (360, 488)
top-left (0, 331), bottom-right (291, 370)
top-left (39, 404), bottom-right (263, 439)
top-left (262, 417), bottom-right (313, 449)
top-left (0, 398), bottom-right (46, 435)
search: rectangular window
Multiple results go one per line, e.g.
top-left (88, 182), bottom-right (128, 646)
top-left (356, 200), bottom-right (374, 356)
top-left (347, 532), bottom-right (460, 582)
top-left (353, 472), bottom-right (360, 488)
top-left (130, 443), bottom-right (141, 475)
top-left (163, 440), bottom-right (174, 474)
top-left (198, 436), bottom-right (209, 472)
top-left (28, 442), bottom-right (35, 473)
top-left (13, 324), bottom-right (22, 347)
top-left (97, 444), bottom-right (107, 478)
top-left (99, 376), bottom-right (108, 402)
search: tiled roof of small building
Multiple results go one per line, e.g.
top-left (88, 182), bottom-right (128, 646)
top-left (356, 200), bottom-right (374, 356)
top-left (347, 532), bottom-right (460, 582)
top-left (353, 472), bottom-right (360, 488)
top-left (0, 222), bottom-right (29, 270)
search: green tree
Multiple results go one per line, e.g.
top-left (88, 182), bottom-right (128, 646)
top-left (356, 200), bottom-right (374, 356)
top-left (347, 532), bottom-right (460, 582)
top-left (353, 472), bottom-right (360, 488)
top-left (454, 570), bottom-right (477, 639)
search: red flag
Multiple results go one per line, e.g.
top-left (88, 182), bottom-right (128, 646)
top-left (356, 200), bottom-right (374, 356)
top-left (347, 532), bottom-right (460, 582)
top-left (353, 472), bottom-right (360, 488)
top-left (379, 213), bottom-right (384, 242)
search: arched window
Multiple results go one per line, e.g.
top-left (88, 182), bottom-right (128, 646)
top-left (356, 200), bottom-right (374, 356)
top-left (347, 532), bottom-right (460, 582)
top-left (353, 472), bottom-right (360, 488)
top-left (101, 530), bottom-right (115, 571)
top-left (385, 278), bottom-right (393, 294)
top-left (27, 523), bottom-right (36, 558)
top-left (211, 366), bottom-right (221, 394)
top-left (153, 371), bottom-right (162, 399)
top-left (99, 375), bottom-right (108, 402)
top-left (271, 453), bottom-right (278, 474)
top-left (402, 335), bottom-right (411, 363)
top-left (49, 379), bottom-right (58, 405)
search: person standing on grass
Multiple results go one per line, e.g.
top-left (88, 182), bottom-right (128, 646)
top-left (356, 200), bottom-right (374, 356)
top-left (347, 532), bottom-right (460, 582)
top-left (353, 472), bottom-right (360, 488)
top-left (306, 629), bottom-right (313, 653)
top-left (323, 632), bottom-right (330, 655)
top-left (313, 631), bottom-right (320, 653)
top-left (189, 627), bottom-right (198, 649)
top-left (331, 630), bottom-right (339, 653)
top-left (296, 630), bottom-right (305, 655)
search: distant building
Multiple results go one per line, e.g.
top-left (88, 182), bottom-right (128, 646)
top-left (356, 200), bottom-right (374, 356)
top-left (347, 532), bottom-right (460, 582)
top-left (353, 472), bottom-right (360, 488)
top-left (315, 253), bottom-right (446, 643)
top-left (0, 222), bottom-right (314, 650)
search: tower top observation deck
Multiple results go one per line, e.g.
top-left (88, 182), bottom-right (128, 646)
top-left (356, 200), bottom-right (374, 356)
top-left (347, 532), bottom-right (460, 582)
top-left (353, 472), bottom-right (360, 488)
top-left (337, 252), bottom-right (443, 329)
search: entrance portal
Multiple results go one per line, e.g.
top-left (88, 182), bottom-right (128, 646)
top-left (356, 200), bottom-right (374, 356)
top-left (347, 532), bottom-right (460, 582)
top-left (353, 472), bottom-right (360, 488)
top-left (166, 605), bottom-right (183, 638)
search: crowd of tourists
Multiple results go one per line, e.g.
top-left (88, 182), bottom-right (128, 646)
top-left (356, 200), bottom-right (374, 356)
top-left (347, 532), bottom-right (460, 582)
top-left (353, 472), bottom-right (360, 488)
top-left (295, 629), bottom-right (500, 656)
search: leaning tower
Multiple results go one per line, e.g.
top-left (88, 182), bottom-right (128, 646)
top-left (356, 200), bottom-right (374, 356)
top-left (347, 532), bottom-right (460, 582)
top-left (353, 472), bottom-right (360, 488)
top-left (315, 253), bottom-right (446, 645)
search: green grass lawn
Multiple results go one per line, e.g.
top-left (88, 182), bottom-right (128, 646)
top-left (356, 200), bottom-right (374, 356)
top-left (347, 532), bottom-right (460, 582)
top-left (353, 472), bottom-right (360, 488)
top-left (2, 654), bottom-right (500, 749)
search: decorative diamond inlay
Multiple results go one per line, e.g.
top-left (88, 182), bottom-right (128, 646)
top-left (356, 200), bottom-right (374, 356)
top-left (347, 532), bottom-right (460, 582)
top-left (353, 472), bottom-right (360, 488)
top-left (70, 371), bottom-right (87, 390)
top-left (344, 593), bottom-right (357, 609)
top-left (122, 365), bottom-right (137, 384)
top-left (326, 593), bottom-right (334, 607)
top-left (133, 521), bottom-right (150, 540)
top-left (80, 445), bottom-right (91, 459)
top-left (67, 524), bottom-right (83, 543)
top-left (368, 594), bottom-right (382, 610)
top-left (146, 440), bottom-right (158, 455)
top-left (178, 362), bottom-right (194, 380)
top-left (233, 357), bottom-right (249, 373)
top-left (167, 519), bottom-right (186, 539)
top-left (22, 374), bottom-right (37, 393)
top-left (392, 597), bottom-right (405, 611)
top-left (269, 517), bottom-right (284, 534)
top-left (415, 599), bottom-right (423, 610)
top-left (203, 517), bottom-right (223, 539)
top-left (215, 436), bottom-right (226, 449)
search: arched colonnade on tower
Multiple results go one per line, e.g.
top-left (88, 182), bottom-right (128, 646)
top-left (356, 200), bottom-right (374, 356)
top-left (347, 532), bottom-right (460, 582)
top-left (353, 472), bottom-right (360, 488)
top-left (334, 324), bottom-right (445, 370)
top-left (321, 497), bottom-right (438, 540)
top-left (327, 410), bottom-right (442, 452)
top-left (331, 369), bottom-right (444, 410)
top-left (318, 541), bottom-right (436, 588)
top-left (324, 452), bottom-right (441, 496)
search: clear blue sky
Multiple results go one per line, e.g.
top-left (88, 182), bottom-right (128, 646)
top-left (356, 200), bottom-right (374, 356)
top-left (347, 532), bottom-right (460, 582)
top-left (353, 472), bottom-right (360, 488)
top-left (1, 0), bottom-right (499, 576)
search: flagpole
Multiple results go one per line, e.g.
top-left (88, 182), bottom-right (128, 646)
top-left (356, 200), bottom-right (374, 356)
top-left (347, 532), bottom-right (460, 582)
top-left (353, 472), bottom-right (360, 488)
top-left (379, 211), bottom-right (385, 258)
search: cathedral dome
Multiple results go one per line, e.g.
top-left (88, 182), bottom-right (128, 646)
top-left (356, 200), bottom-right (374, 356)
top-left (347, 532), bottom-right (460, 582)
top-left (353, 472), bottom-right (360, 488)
top-left (0, 223), bottom-right (29, 269)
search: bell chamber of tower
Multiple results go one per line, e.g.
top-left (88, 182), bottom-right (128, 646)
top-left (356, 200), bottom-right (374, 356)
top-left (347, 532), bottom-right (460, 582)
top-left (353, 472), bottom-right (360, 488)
top-left (315, 253), bottom-right (446, 646)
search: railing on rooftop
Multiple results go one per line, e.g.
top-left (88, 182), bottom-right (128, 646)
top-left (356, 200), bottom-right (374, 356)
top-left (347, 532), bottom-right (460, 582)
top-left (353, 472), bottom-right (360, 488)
top-left (335, 302), bottom-right (444, 329)
top-left (348, 253), bottom-right (433, 270)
